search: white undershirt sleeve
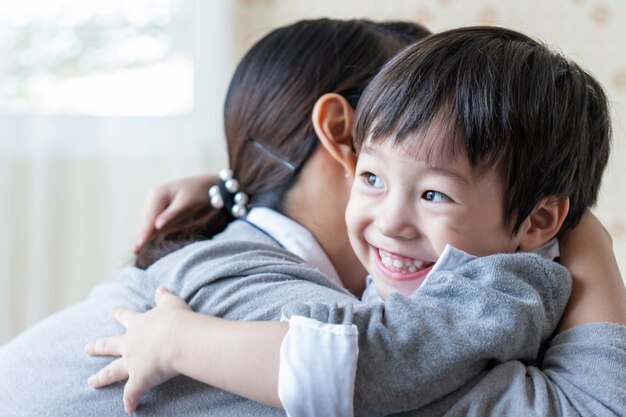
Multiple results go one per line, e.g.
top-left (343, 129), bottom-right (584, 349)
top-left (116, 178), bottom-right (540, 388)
top-left (278, 315), bottom-right (359, 417)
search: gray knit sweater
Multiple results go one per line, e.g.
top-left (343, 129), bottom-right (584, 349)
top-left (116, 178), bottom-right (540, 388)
top-left (0, 220), bottom-right (624, 416)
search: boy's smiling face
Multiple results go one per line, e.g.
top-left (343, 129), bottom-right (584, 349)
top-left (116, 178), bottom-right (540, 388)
top-left (346, 136), bottom-right (524, 299)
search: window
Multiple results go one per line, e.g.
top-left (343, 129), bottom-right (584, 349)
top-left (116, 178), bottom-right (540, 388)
top-left (0, 0), bottom-right (193, 117)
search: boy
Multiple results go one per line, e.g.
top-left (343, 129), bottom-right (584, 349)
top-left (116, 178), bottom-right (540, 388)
top-left (88, 27), bottom-right (623, 416)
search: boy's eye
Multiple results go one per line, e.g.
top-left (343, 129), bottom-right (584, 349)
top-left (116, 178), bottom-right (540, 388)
top-left (422, 190), bottom-right (450, 202)
top-left (364, 172), bottom-right (384, 189)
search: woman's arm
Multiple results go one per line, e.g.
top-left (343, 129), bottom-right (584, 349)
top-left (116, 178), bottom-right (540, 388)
top-left (558, 211), bottom-right (626, 331)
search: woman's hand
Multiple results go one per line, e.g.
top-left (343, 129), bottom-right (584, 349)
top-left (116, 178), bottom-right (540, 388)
top-left (134, 175), bottom-right (217, 253)
top-left (85, 288), bottom-right (192, 414)
top-left (558, 211), bottom-right (626, 331)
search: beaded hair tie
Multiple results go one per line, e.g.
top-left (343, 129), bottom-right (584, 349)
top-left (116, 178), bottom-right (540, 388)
top-left (208, 169), bottom-right (249, 218)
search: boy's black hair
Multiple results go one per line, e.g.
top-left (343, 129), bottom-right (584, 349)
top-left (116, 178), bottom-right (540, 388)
top-left (354, 26), bottom-right (611, 236)
top-left (370, 20), bottom-right (431, 44)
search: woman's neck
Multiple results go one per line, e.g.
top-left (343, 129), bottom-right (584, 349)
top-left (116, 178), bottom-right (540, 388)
top-left (282, 169), bottom-right (366, 297)
top-left (301, 212), bottom-right (366, 297)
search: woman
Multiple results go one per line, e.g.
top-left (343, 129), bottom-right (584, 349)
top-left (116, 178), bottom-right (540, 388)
top-left (0, 18), bottom-right (431, 416)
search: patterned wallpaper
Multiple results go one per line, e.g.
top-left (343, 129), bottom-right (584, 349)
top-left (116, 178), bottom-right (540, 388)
top-left (231, 0), bottom-right (626, 275)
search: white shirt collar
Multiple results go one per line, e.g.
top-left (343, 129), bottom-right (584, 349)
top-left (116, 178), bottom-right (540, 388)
top-left (245, 207), bottom-right (344, 289)
top-left (430, 238), bottom-right (560, 274)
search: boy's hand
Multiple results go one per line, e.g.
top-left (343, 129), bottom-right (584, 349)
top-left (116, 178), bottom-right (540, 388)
top-left (558, 211), bottom-right (626, 331)
top-left (134, 175), bottom-right (217, 253)
top-left (85, 288), bottom-right (192, 414)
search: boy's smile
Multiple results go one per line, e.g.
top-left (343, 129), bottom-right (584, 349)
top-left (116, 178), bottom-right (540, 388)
top-left (346, 136), bottom-right (524, 300)
top-left (376, 248), bottom-right (434, 279)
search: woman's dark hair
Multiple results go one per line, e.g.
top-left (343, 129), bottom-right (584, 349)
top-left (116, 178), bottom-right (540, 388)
top-left (354, 26), bottom-right (611, 236)
top-left (135, 18), bottom-right (431, 268)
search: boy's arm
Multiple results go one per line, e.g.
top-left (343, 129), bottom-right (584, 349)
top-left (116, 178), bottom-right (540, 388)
top-left (281, 253), bottom-right (571, 416)
top-left (170, 313), bottom-right (285, 408)
top-left (89, 254), bottom-right (570, 416)
top-left (86, 287), bottom-right (288, 413)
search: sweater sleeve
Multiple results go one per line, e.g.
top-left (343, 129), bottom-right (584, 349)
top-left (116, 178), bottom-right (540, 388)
top-left (281, 253), bottom-right (571, 416)
top-left (437, 323), bottom-right (626, 417)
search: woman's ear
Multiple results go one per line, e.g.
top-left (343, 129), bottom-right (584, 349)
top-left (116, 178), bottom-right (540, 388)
top-left (312, 93), bottom-right (358, 175)
top-left (518, 197), bottom-right (570, 251)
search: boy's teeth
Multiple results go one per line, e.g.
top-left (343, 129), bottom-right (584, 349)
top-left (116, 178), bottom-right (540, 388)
top-left (378, 249), bottom-right (429, 273)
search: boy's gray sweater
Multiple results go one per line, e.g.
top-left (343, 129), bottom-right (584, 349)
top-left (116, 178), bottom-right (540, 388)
top-left (0, 220), bottom-right (624, 416)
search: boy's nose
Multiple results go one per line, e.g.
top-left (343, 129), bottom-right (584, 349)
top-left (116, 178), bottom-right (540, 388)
top-left (374, 197), bottom-right (419, 239)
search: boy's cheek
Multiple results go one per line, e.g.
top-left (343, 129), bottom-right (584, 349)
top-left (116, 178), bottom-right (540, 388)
top-left (344, 197), bottom-right (360, 228)
top-left (344, 202), bottom-right (367, 249)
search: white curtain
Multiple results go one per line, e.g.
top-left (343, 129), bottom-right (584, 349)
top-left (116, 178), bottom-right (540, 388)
top-left (0, 0), bottom-right (231, 343)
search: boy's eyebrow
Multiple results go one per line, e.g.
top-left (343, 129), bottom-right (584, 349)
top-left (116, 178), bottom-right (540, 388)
top-left (427, 165), bottom-right (472, 186)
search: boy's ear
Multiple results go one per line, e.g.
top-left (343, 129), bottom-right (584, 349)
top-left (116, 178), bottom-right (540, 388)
top-left (518, 197), bottom-right (570, 251)
top-left (312, 93), bottom-right (358, 175)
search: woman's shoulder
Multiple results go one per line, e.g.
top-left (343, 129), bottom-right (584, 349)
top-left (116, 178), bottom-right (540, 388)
top-left (139, 220), bottom-right (354, 319)
top-left (187, 219), bottom-right (302, 262)
top-left (146, 220), bottom-right (347, 292)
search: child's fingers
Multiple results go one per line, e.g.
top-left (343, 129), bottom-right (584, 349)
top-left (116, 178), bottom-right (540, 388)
top-left (155, 286), bottom-right (171, 300)
top-left (123, 377), bottom-right (147, 414)
top-left (84, 335), bottom-right (125, 357)
top-left (155, 287), bottom-right (188, 309)
top-left (87, 358), bottom-right (129, 388)
top-left (112, 307), bottom-right (140, 327)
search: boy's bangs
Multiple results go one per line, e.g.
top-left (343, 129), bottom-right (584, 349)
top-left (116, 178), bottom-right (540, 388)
top-left (364, 102), bottom-right (468, 169)
top-left (359, 87), bottom-right (502, 180)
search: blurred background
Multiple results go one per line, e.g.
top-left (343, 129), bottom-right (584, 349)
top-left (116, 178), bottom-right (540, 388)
top-left (1, 0), bottom-right (624, 343)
